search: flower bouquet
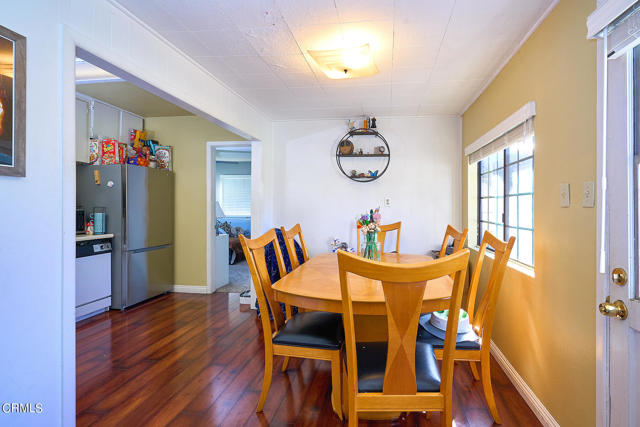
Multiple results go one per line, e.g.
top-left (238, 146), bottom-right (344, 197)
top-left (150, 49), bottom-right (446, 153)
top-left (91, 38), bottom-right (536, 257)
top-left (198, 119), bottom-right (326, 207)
top-left (357, 208), bottom-right (381, 260)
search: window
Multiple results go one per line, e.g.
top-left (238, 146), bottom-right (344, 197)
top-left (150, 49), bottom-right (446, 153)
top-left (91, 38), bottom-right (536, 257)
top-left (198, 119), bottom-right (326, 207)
top-left (219, 175), bottom-right (251, 216)
top-left (477, 120), bottom-right (534, 266)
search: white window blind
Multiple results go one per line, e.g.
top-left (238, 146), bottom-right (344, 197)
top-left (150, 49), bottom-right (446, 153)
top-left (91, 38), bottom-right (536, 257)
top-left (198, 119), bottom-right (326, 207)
top-left (219, 175), bottom-right (251, 216)
top-left (468, 118), bottom-right (534, 164)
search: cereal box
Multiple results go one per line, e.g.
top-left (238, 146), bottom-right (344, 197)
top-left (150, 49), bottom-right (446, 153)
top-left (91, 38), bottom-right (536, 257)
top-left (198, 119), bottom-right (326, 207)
top-left (100, 139), bottom-right (117, 165)
top-left (117, 142), bottom-right (127, 164)
top-left (88, 138), bottom-right (101, 165)
top-left (155, 146), bottom-right (172, 171)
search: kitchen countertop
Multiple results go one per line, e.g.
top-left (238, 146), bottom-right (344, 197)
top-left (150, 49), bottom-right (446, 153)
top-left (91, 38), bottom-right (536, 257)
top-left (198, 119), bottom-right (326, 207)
top-left (76, 233), bottom-right (114, 242)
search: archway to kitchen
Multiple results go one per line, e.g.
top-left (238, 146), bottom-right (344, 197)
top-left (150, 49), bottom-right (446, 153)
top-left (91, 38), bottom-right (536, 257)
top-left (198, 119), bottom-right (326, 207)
top-left (62, 32), bottom-right (269, 419)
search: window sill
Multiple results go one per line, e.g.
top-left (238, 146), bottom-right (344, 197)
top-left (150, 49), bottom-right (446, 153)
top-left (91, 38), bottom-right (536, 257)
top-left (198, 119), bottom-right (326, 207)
top-left (469, 245), bottom-right (535, 278)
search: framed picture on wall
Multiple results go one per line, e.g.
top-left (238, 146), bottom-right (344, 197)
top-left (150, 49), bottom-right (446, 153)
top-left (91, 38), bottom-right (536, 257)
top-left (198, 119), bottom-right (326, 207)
top-left (0, 25), bottom-right (25, 177)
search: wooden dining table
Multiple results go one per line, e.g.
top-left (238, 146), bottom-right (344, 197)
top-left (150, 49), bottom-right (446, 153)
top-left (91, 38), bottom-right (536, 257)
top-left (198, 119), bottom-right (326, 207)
top-left (272, 252), bottom-right (454, 318)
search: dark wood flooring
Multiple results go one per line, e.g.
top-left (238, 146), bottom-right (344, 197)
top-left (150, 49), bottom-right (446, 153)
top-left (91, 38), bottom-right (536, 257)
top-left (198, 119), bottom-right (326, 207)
top-left (76, 293), bottom-right (541, 426)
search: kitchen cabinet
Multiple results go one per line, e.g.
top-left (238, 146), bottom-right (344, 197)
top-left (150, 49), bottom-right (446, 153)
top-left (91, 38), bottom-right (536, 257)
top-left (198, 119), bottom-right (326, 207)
top-left (74, 93), bottom-right (144, 163)
top-left (92, 100), bottom-right (120, 140)
top-left (75, 97), bottom-right (90, 163)
top-left (120, 111), bottom-right (143, 143)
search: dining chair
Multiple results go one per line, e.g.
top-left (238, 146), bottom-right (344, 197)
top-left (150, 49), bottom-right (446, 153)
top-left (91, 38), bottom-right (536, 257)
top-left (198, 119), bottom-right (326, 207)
top-left (438, 225), bottom-right (468, 258)
top-left (378, 221), bottom-right (401, 254)
top-left (418, 231), bottom-right (515, 424)
top-left (357, 221), bottom-right (402, 255)
top-left (337, 249), bottom-right (470, 427)
top-left (280, 223), bottom-right (310, 270)
top-left (239, 230), bottom-right (344, 419)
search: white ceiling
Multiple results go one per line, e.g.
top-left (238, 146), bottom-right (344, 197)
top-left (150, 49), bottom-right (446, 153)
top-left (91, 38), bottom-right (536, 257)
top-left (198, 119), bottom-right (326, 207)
top-left (115, 0), bottom-right (555, 120)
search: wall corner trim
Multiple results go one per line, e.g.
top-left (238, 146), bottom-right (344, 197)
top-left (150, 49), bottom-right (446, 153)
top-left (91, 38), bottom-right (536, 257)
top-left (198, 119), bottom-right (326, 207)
top-left (490, 340), bottom-right (560, 427)
top-left (172, 285), bottom-right (213, 294)
top-left (464, 101), bottom-right (536, 157)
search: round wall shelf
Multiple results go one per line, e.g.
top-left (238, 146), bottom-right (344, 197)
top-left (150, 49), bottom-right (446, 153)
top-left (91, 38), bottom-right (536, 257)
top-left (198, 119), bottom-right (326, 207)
top-left (335, 128), bottom-right (390, 182)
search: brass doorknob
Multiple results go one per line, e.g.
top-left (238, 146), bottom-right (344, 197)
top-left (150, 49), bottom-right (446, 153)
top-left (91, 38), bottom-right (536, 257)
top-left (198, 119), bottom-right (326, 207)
top-left (611, 268), bottom-right (628, 286)
top-left (599, 296), bottom-right (628, 320)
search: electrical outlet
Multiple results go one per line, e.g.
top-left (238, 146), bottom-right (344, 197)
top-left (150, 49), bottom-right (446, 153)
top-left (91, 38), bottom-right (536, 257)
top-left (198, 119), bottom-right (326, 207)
top-left (583, 181), bottom-right (595, 208)
top-left (560, 183), bottom-right (570, 208)
top-left (384, 197), bottom-right (391, 207)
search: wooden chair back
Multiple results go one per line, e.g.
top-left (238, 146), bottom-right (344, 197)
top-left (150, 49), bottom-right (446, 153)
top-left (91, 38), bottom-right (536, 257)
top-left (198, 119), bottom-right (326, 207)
top-left (378, 221), bottom-right (401, 254)
top-left (239, 230), bottom-right (288, 339)
top-left (280, 224), bottom-right (310, 270)
top-left (466, 231), bottom-right (515, 345)
top-left (337, 249), bottom-right (469, 399)
top-left (357, 221), bottom-right (402, 255)
top-left (438, 225), bottom-right (469, 258)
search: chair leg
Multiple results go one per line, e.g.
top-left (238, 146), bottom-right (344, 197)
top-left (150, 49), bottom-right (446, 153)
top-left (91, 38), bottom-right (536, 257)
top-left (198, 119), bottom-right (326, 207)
top-left (441, 394), bottom-right (452, 427)
top-left (348, 392), bottom-right (357, 427)
top-left (469, 361), bottom-right (480, 381)
top-left (281, 356), bottom-right (290, 372)
top-left (480, 353), bottom-right (501, 424)
top-left (425, 411), bottom-right (432, 420)
top-left (256, 350), bottom-right (273, 412)
top-left (330, 352), bottom-right (343, 420)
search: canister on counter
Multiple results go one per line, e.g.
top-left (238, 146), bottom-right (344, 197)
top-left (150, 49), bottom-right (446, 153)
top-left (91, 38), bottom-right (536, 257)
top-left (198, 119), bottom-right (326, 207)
top-left (93, 207), bottom-right (106, 235)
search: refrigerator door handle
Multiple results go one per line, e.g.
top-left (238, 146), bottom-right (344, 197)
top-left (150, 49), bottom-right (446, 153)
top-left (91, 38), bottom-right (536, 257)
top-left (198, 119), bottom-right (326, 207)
top-left (128, 244), bottom-right (172, 254)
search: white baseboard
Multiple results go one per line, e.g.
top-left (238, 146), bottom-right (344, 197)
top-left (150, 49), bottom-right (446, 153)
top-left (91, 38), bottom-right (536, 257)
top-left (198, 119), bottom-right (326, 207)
top-left (171, 284), bottom-right (212, 294)
top-left (490, 341), bottom-right (559, 427)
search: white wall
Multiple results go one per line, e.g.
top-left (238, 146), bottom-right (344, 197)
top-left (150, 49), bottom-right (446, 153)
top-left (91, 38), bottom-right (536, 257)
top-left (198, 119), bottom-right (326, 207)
top-left (1, 1), bottom-right (273, 425)
top-left (273, 116), bottom-right (461, 255)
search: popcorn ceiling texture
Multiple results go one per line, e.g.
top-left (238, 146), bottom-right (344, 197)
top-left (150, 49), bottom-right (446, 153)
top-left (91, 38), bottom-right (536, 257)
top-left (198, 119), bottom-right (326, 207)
top-left (115, 0), bottom-right (556, 119)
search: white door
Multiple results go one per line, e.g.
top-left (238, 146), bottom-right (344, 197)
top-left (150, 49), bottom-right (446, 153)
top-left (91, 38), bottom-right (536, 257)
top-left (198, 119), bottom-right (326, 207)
top-left (92, 100), bottom-right (120, 140)
top-left (604, 46), bottom-right (640, 426)
top-left (120, 110), bottom-right (143, 143)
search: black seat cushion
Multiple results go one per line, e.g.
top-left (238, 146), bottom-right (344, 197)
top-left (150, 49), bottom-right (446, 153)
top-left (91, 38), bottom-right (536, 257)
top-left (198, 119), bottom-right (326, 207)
top-left (345, 341), bottom-right (441, 393)
top-left (417, 315), bottom-right (481, 350)
top-left (273, 311), bottom-right (344, 350)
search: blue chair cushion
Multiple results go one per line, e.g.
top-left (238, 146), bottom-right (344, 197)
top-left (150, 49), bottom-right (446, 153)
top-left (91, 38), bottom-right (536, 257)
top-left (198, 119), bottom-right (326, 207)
top-left (417, 314), bottom-right (481, 350)
top-left (256, 228), bottom-right (305, 317)
top-left (273, 311), bottom-right (344, 350)
top-left (345, 341), bottom-right (441, 393)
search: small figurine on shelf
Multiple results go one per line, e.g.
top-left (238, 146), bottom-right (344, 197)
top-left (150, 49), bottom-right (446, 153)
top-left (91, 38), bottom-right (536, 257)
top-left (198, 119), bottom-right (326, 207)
top-left (357, 148), bottom-right (364, 155)
top-left (350, 170), bottom-right (358, 177)
top-left (371, 117), bottom-right (377, 128)
top-left (348, 119), bottom-right (355, 130)
top-left (368, 170), bottom-right (379, 177)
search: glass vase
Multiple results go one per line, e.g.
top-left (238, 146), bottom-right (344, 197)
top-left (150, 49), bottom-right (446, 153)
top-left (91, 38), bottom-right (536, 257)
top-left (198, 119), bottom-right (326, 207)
top-left (361, 231), bottom-right (381, 261)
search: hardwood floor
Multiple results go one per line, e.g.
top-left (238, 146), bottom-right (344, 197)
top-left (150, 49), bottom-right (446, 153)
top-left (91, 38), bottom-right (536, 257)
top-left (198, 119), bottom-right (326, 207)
top-left (76, 293), bottom-right (541, 426)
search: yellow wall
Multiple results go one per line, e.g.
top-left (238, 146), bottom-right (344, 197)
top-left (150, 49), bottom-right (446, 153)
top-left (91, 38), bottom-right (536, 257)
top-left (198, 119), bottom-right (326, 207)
top-left (145, 116), bottom-right (245, 286)
top-left (461, 0), bottom-right (596, 426)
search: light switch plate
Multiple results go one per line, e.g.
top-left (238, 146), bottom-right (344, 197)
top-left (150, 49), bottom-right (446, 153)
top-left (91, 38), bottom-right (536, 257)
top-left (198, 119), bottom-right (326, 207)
top-left (583, 181), bottom-right (595, 207)
top-left (560, 183), bottom-right (570, 208)
top-left (384, 197), bottom-right (391, 207)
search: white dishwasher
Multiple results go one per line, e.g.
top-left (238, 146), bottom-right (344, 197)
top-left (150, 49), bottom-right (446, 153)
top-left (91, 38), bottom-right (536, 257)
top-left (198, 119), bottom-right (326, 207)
top-left (76, 237), bottom-right (112, 320)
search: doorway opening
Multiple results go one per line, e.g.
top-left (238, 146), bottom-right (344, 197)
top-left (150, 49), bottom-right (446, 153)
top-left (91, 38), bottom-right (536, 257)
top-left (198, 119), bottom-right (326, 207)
top-left (207, 143), bottom-right (253, 302)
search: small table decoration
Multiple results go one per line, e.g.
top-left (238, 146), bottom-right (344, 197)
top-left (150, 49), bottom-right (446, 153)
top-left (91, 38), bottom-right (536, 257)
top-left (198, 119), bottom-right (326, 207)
top-left (357, 208), bottom-right (381, 261)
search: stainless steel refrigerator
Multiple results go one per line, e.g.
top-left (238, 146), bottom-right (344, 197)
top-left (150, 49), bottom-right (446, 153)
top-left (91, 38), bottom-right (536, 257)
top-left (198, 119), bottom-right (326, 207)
top-left (77, 164), bottom-right (174, 309)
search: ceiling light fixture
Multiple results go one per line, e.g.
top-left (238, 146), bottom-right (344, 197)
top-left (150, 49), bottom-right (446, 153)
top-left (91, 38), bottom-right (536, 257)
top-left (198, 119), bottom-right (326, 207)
top-left (307, 44), bottom-right (378, 80)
